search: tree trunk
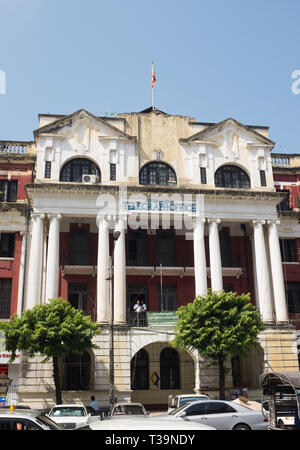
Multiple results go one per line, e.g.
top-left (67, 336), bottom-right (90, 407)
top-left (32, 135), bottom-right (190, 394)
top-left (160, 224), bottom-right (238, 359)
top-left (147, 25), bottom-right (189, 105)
top-left (53, 355), bottom-right (62, 404)
top-left (218, 357), bottom-right (225, 400)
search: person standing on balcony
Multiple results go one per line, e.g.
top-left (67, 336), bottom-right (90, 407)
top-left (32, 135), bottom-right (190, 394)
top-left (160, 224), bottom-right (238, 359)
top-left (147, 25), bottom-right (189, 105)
top-left (133, 299), bottom-right (142, 325)
top-left (141, 300), bottom-right (147, 326)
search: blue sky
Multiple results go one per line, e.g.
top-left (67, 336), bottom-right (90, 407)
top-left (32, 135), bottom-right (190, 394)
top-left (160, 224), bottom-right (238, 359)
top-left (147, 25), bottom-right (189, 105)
top-left (0, 0), bottom-right (300, 153)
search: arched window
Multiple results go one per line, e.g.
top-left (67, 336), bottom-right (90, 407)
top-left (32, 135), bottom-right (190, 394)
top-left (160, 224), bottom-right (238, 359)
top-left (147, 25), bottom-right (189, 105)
top-left (60, 158), bottom-right (101, 183)
top-left (215, 165), bottom-right (250, 189)
top-left (62, 351), bottom-right (91, 391)
top-left (139, 161), bottom-right (177, 186)
top-left (160, 347), bottom-right (180, 389)
top-left (131, 349), bottom-right (149, 390)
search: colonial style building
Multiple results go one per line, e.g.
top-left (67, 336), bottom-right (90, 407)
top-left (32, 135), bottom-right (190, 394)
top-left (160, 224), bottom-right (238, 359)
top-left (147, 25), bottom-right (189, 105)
top-left (0, 107), bottom-right (299, 409)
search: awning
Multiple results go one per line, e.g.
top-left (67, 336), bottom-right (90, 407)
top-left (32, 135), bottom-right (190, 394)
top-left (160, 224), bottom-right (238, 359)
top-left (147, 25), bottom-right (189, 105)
top-left (259, 372), bottom-right (300, 390)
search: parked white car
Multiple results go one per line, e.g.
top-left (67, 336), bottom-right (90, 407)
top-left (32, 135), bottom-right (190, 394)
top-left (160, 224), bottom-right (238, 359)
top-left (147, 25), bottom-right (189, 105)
top-left (47, 404), bottom-right (101, 429)
top-left (168, 393), bottom-right (209, 413)
top-left (80, 416), bottom-right (216, 430)
top-left (155, 400), bottom-right (269, 430)
top-left (110, 402), bottom-right (149, 416)
top-left (0, 409), bottom-right (64, 430)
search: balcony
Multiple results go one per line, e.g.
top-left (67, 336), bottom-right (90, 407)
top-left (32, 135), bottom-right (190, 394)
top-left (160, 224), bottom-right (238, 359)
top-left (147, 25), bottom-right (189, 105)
top-left (272, 154), bottom-right (291, 167)
top-left (60, 251), bottom-right (244, 279)
top-left (61, 250), bottom-right (97, 276)
top-left (127, 310), bottom-right (178, 328)
top-left (0, 140), bottom-right (31, 155)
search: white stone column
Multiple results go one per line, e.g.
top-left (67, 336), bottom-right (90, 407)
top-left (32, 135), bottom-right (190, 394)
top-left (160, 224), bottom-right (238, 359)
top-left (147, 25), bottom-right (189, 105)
top-left (96, 215), bottom-right (110, 323)
top-left (45, 214), bottom-right (62, 302)
top-left (253, 220), bottom-right (273, 323)
top-left (208, 219), bottom-right (223, 291)
top-left (113, 217), bottom-right (126, 324)
top-left (26, 213), bottom-right (45, 309)
top-left (193, 218), bottom-right (207, 296)
top-left (267, 220), bottom-right (289, 323)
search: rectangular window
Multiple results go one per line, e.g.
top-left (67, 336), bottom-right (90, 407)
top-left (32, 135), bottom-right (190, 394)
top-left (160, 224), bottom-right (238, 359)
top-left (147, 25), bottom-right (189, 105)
top-left (280, 239), bottom-right (297, 262)
top-left (158, 285), bottom-right (177, 311)
top-left (0, 180), bottom-right (18, 202)
top-left (110, 163), bottom-right (116, 181)
top-left (44, 161), bottom-right (52, 178)
top-left (0, 279), bottom-right (12, 319)
top-left (200, 167), bottom-right (207, 184)
top-left (286, 282), bottom-right (300, 313)
top-left (0, 233), bottom-right (15, 257)
top-left (260, 170), bottom-right (266, 186)
top-left (0, 365), bottom-right (8, 375)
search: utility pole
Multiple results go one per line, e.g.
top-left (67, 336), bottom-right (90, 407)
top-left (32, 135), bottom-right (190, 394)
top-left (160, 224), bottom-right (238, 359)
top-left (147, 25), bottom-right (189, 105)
top-left (108, 230), bottom-right (121, 414)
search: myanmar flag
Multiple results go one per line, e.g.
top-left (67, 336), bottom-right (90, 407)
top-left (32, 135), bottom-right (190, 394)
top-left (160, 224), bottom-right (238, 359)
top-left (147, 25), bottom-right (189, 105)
top-left (152, 62), bottom-right (157, 88)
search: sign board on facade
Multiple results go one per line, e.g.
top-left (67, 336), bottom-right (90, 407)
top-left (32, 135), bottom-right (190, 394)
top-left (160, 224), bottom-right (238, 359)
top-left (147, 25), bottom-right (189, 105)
top-left (147, 311), bottom-right (178, 326)
top-left (123, 199), bottom-right (197, 213)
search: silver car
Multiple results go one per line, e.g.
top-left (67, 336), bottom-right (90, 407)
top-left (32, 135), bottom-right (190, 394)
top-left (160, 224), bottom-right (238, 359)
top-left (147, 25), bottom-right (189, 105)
top-left (110, 402), bottom-right (149, 416)
top-left (0, 409), bottom-right (64, 430)
top-left (155, 400), bottom-right (269, 430)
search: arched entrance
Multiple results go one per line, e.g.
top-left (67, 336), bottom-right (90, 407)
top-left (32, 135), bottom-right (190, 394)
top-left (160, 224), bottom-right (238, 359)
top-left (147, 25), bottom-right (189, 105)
top-left (130, 342), bottom-right (195, 409)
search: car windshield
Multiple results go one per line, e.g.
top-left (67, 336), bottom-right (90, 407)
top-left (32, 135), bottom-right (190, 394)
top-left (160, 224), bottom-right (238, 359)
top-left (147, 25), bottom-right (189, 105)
top-left (168, 404), bottom-right (188, 415)
top-left (50, 407), bottom-right (86, 417)
top-left (113, 405), bottom-right (147, 415)
top-left (122, 405), bottom-right (147, 415)
top-left (36, 414), bottom-right (65, 430)
top-left (179, 397), bottom-right (207, 406)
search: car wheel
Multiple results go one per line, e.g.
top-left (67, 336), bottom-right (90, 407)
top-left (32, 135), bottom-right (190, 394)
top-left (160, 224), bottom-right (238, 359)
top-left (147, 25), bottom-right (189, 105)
top-left (233, 423), bottom-right (251, 430)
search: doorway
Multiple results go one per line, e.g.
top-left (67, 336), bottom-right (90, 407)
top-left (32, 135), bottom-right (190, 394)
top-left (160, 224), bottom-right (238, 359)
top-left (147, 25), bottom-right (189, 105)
top-left (68, 284), bottom-right (89, 315)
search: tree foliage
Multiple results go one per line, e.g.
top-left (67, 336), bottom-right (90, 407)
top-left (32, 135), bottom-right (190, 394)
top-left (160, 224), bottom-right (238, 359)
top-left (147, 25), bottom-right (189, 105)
top-left (0, 297), bottom-right (101, 403)
top-left (172, 290), bottom-right (264, 398)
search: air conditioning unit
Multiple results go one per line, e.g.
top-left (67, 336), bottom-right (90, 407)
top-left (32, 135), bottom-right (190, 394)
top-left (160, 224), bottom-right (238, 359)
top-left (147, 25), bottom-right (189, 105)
top-left (82, 174), bottom-right (97, 183)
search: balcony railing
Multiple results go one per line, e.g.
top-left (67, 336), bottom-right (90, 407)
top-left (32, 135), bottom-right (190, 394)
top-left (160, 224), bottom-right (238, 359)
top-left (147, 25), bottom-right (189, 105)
top-left (62, 250), bottom-right (97, 266)
top-left (127, 310), bottom-right (179, 327)
top-left (272, 155), bottom-right (291, 167)
top-left (128, 310), bottom-right (148, 327)
top-left (0, 140), bottom-right (31, 155)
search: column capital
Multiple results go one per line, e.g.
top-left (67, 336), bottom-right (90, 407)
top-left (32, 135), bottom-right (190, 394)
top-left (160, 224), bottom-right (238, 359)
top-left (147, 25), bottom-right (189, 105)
top-left (96, 214), bottom-right (111, 227)
top-left (207, 218), bottom-right (221, 224)
top-left (47, 213), bottom-right (62, 221)
top-left (267, 219), bottom-right (280, 226)
top-left (253, 219), bottom-right (266, 226)
top-left (192, 217), bottom-right (206, 225)
top-left (31, 212), bottom-right (45, 221)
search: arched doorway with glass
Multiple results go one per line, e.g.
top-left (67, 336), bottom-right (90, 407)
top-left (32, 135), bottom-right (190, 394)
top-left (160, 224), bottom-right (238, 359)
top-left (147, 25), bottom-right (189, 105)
top-left (130, 342), bottom-right (195, 409)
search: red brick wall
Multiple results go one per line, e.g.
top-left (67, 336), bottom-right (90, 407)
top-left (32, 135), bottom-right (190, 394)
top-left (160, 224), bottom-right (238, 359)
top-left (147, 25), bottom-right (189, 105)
top-left (0, 232), bottom-right (23, 316)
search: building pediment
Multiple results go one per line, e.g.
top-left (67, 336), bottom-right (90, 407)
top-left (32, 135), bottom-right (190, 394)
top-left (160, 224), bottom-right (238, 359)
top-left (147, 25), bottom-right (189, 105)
top-left (33, 108), bottom-right (136, 142)
top-left (181, 117), bottom-right (275, 149)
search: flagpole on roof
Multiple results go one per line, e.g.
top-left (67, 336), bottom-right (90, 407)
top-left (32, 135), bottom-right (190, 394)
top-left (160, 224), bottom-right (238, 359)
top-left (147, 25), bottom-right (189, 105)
top-left (152, 85), bottom-right (154, 110)
top-left (151, 62), bottom-right (157, 110)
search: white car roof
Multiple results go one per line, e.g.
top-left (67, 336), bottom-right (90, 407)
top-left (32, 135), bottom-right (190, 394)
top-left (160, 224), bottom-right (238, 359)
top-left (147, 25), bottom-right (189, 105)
top-left (0, 409), bottom-right (42, 419)
top-left (89, 417), bottom-right (215, 430)
top-left (51, 404), bottom-right (85, 408)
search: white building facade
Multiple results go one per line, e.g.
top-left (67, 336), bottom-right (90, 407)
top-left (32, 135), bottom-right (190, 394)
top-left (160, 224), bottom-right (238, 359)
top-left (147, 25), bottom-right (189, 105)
top-left (1, 108), bottom-right (298, 409)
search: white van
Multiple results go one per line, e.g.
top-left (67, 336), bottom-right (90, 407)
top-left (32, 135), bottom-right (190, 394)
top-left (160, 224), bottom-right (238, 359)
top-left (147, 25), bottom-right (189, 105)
top-left (167, 393), bottom-right (209, 413)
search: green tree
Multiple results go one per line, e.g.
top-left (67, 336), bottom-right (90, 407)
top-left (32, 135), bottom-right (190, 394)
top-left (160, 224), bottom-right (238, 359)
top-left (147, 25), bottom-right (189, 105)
top-left (172, 290), bottom-right (264, 399)
top-left (0, 297), bottom-right (101, 404)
